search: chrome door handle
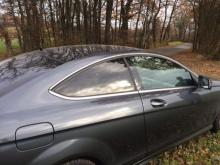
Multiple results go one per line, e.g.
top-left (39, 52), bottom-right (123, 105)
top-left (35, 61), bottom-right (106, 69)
top-left (151, 99), bottom-right (166, 107)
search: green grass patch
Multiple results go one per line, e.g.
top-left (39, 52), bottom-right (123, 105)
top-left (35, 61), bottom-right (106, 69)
top-left (0, 38), bottom-right (21, 59)
top-left (168, 41), bottom-right (184, 47)
top-left (11, 38), bottom-right (20, 49)
top-left (0, 39), bottom-right (6, 54)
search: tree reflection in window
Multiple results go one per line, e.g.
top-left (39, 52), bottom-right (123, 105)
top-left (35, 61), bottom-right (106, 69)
top-left (126, 56), bottom-right (195, 90)
top-left (53, 58), bottom-right (136, 97)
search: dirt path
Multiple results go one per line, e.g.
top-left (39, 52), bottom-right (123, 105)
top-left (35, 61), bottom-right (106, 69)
top-left (145, 43), bottom-right (192, 56)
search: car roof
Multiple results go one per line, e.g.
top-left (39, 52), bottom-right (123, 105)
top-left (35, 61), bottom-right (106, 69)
top-left (0, 45), bottom-right (143, 96)
top-left (0, 45), bottom-right (143, 81)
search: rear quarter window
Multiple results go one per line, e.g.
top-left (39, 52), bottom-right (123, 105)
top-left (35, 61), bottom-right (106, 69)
top-left (52, 58), bottom-right (136, 97)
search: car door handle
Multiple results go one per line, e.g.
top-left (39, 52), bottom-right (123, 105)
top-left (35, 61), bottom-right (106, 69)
top-left (150, 99), bottom-right (166, 107)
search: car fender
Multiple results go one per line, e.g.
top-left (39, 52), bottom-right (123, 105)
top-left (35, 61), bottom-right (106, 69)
top-left (30, 138), bottom-right (115, 165)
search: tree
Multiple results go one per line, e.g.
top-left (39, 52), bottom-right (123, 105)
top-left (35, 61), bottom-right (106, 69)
top-left (162, 0), bottom-right (179, 42)
top-left (120, 0), bottom-right (133, 43)
top-left (134, 0), bottom-right (144, 43)
top-left (2, 0), bottom-right (218, 58)
top-left (105, 0), bottom-right (113, 44)
top-left (192, 0), bottom-right (220, 58)
top-left (172, 0), bottom-right (193, 41)
top-left (0, 16), bottom-right (13, 56)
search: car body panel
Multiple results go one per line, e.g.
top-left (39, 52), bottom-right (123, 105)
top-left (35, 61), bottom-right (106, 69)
top-left (0, 93), bottom-right (146, 165)
top-left (140, 87), bottom-right (220, 154)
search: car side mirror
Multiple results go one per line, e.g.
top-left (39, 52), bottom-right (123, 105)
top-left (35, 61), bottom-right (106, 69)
top-left (198, 75), bottom-right (212, 89)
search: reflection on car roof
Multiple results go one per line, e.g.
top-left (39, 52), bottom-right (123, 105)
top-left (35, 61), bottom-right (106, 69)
top-left (0, 45), bottom-right (143, 81)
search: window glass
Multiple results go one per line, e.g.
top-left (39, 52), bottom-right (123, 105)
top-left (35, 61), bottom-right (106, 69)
top-left (53, 58), bottom-right (135, 97)
top-left (126, 56), bottom-right (195, 90)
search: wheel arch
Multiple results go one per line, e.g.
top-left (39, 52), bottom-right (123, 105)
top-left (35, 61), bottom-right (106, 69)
top-left (53, 155), bottom-right (104, 165)
top-left (30, 138), bottom-right (115, 165)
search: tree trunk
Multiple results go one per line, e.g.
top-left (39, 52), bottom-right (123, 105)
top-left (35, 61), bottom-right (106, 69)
top-left (114, 0), bottom-right (119, 42)
top-left (104, 0), bottom-right (113, 44)
top-left (163, 0), bottom-right (178, 42)
top-left (83, 0), bottom-right (89, 43)
top-left (93, 0), bottom-right (98, 43)
top-left (8, 0), bottom-right (23, 50)
top-left (48, 0), bottom-right (57, 46)
top-left (152, 0), bottom-right (162, 48)
top-left (97, 0), bottom-right (102, 43)
top-left (120, 0), bottom-right (133, 43)
top-left (194, 0), bottom-right (219, 58)
top-left (134, 0), bottom-right (144, 44)
top-left (160, 0), bottom-right (168, 43)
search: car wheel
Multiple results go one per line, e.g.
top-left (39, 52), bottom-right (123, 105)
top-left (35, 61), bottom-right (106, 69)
top-left (211, 115), bottom-right (220, 133)
top-left (62, 159), bottom-right (96, 165)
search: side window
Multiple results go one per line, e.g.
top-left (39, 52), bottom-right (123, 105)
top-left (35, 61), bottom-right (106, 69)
top-left (126, 56), bottom-right (195, 90)
top-left (52, 58), bottom-right (135, 97)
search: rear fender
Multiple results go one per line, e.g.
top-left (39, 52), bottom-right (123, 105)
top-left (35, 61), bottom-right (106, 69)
top-left (30, 138), bottom-right (115, 165)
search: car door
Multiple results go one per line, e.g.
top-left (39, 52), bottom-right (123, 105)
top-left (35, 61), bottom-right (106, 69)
top-left (125, 55), bottom-right (213, 155)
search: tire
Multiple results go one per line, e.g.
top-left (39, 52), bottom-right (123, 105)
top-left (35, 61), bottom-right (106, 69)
top-left (211, 114), bottom-right (220, 133)
top-left (62, 159), bottom-right (96, 165)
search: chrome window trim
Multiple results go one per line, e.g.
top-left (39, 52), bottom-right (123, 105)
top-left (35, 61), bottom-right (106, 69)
top-left (49, 86), bottom-right (196, 101)
top-left (49, 90), bottom-right (139, 100)
top-left (48, 52), bottom-right (198, 100)
top-left (138, 86), bottom-right (196, 94)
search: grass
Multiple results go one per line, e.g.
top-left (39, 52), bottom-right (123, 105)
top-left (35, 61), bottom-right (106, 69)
top-left (148, 51), bottom-right (220, 165)
top-left (0, 38), bottom-right (21, 60)
top-left (149, 132), bottom-right (220, 165)
top-left (168, 41), bottom-right (184, 47)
